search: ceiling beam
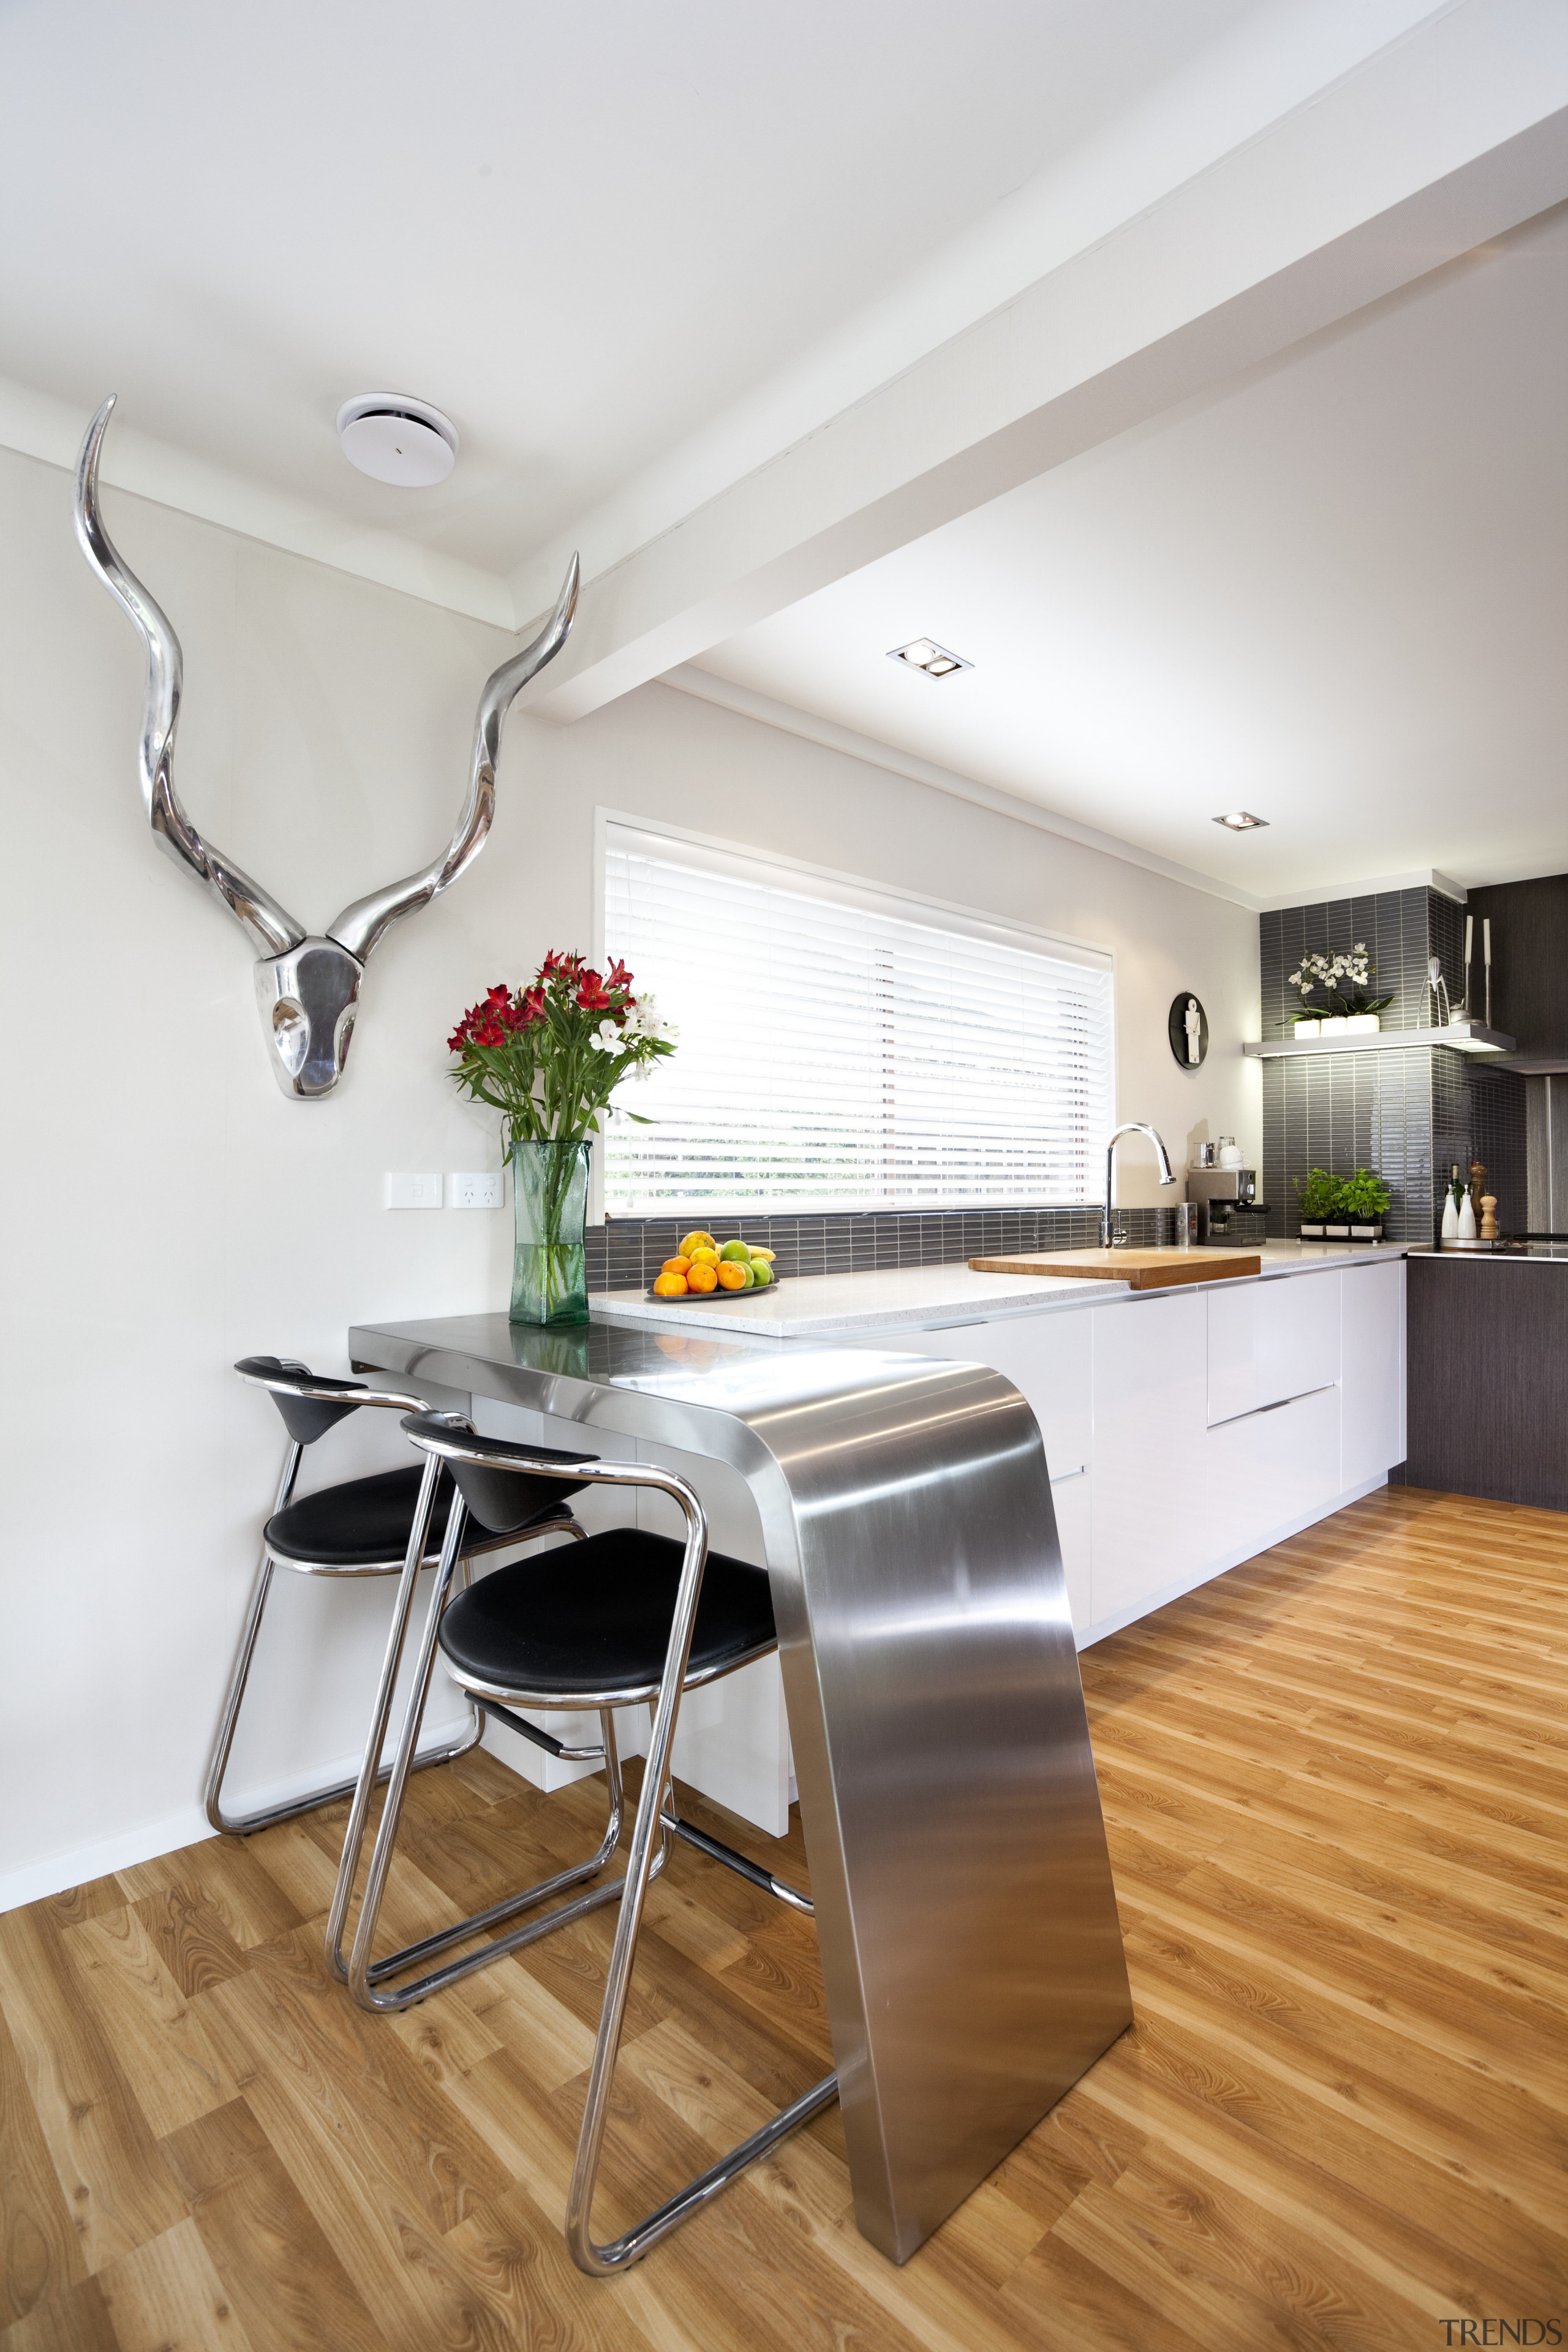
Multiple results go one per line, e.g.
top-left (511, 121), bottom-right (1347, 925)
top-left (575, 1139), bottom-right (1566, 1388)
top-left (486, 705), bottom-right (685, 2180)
top-left (519, 6), bottom-right (1568, 723)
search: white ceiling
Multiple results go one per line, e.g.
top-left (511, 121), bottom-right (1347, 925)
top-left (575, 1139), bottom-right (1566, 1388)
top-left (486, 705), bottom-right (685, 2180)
top-left (4, 0), bottom-right (1566, 899)
top-left (0, 0), bottom-right (1257, 587)
top-left (695, 203), bottom-right (1568, 897)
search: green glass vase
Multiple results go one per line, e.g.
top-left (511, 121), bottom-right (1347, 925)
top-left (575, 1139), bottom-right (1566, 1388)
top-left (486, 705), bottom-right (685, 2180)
top-left (510, 1139), bottom-right (591, 1327)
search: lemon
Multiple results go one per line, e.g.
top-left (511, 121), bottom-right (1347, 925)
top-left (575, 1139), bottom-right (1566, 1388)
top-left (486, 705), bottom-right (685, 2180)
top-left (679, 1230), bottom-right (717, 1257)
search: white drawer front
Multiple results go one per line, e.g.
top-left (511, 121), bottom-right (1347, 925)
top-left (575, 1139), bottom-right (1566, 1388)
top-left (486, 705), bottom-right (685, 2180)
top-left (1207, 1270), bottom-right (1341, 1426)
top-left (1205, 1382), bottom-right (1341, 1559)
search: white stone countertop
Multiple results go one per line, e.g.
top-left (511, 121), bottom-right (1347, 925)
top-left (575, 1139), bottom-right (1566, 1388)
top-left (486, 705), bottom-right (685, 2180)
top-left (589, 1238), bottom-right (1407, 1341)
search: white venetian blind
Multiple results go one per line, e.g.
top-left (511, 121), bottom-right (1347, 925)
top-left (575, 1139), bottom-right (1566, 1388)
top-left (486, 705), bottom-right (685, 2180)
top-left (601, 822), bottom-right (1114, 1216)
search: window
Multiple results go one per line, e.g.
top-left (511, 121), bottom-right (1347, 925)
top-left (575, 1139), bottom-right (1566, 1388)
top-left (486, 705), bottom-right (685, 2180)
top-left (601, 820), bottom-right (1114, 1216)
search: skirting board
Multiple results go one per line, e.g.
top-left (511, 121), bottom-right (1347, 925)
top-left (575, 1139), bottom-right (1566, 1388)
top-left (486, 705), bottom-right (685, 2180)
top-left (0, 1714), bottom-right (473, 1916)
top-left (1076, 1471), bottom-right (1389, 1651)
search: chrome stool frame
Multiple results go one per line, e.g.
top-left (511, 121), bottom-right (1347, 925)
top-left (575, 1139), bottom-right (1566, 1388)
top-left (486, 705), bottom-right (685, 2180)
top-left (207, 1359), bottom-right (576, 1838)
top-left (337, 1414), bottom-right (838, 2276)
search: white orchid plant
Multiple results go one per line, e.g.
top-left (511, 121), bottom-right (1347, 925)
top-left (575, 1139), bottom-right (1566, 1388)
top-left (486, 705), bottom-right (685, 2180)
top-left (1286, 942), bottom-right (1393, 1022)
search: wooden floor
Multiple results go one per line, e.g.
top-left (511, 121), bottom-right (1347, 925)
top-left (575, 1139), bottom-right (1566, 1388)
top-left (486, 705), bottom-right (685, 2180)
top-left (4, 1483), bottom-right (1566, 2352)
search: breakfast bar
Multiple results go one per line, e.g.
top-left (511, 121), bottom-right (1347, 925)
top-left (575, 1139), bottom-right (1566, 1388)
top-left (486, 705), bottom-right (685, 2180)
top-left (347, 1309), bottom-right (1134, 2264)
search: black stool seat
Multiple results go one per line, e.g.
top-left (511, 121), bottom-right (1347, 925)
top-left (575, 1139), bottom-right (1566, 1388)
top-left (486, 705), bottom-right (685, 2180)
top-left (266, 1467), bottom-right (539, 1569)
top-left (438, 1528), bottom-right (775, 1702)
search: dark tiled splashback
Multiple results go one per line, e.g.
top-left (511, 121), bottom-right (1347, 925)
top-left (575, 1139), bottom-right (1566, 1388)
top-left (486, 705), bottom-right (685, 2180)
top-left (585, 1202), bottom-right (1188, 1295)
top-left (1259, 886), bottom-right (1526, 1243)
top-left (1260, 886), bottom-right (1441, 1038)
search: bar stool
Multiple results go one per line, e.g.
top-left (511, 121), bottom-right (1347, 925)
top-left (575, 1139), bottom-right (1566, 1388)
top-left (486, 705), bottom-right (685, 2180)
top-left (336, 1411), bottom-right (838, 2277)
top-left (206, 1357), bottom-right (584, 1838)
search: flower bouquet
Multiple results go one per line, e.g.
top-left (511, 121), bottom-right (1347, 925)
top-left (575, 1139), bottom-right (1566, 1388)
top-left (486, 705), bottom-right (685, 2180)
top-left (447, 952), bottom-right (676, 1324)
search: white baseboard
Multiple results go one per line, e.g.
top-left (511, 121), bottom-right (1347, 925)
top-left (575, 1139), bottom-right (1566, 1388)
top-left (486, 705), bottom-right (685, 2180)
top-left (0, 1717), bottom-right (473, 1917)
top-left (1077, 1472), bottom-right (1389, 1651)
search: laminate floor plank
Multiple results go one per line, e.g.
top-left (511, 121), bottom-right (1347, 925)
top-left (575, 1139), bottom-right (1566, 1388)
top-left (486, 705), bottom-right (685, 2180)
top-left (0, 2003), bottom-right (85, 2327)
top-left (96, 2215), bottom-right (255, 2352)
top-left (0, 1905), bottom-right (187, 2274)
top-left (60, 1906), bottom-right (238, 2140)
top-left (4, 1478), bottom-right (1565, 2349)
top-left (157, 2100), bottom-right (382, 2352)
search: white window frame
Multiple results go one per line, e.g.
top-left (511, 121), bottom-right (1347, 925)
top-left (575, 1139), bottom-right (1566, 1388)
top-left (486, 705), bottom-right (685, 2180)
top-left (590, 807), bottom-right (1117, 1224)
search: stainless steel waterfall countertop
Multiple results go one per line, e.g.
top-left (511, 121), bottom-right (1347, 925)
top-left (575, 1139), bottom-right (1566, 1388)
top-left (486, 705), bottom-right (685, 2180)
top-left (347, 1310), bottom-right (1132, 2264)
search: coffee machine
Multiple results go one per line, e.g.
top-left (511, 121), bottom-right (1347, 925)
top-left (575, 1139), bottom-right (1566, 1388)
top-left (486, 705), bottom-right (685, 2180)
top-left (1186, 1162), bottom-right (1268, 1245)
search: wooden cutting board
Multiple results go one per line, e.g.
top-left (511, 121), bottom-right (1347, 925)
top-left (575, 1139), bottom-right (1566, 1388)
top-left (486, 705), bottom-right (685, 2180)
top-left (968, 1247), bottom-right (1261, 1291)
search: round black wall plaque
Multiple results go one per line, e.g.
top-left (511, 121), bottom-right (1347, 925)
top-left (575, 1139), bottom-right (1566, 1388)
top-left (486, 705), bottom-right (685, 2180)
top-left (1169, 992), bottom-right (1208, 1069)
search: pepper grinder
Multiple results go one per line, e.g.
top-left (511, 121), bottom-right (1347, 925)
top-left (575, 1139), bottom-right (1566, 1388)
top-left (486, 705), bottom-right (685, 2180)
top-left (1480, 1194), bottom-right (1498, 1242)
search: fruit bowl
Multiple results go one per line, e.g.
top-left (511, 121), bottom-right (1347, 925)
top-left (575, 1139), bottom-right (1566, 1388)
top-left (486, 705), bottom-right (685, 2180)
top-left (646, 1232), bottom-right (779, 1302)
top-left (643, 1274), bottom-right (785, 1304)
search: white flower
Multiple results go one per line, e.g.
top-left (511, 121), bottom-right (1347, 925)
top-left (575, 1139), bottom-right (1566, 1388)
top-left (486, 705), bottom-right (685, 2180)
top-left (592, 1019), bottom-right (621, 1052)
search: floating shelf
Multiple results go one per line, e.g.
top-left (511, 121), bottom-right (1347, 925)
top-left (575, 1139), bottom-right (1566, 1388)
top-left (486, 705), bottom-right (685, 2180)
top-left (1242, 1024), bottom-right (1516, 1060)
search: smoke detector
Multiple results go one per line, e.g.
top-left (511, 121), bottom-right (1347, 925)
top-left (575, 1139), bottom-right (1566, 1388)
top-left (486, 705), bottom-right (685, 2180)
top-left (336, 393), bottom-right (458, 486)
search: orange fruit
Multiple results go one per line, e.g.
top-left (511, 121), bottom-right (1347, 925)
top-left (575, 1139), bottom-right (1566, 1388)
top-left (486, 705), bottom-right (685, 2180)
top-left (687, 1262), bottom-right (718, 1293)
top-left (652, 1271), bottom-right (688, 1296)
top-left (716, 1261), bottom-right (748, 1291)
top-left (661, 1254), bottom-right (692, 1276)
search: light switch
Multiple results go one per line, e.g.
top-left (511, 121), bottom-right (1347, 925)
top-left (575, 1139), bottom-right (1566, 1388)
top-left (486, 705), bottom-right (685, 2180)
top-left (385, 1172), bottom-right (443, 1209)
top-left (450, 1170), bottom-right (504, 1208)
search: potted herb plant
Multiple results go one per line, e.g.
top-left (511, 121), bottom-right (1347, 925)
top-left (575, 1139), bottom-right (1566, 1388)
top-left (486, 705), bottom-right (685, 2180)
top-left (1340, 1167), bottom-right (1391, 1242)
top-left (1294, 1168), bottom-right (1343, 1240)
top-left (1286, 943), bottom-right (1395, 1037)
top-left (447, 953), bottom-right (676, 1326)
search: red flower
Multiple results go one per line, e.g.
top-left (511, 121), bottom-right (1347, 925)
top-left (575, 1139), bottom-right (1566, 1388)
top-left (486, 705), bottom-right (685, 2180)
top-left (605, 958), bottom-right (633, 992)
top-left (473, 1021), bottom-right (505, 1049)
top-left (576, 968), bottom-right (614, 1012)
top-left (538, 949), bottom-right (582, 983)
top-left (518, 985), bottom-right (546, 1025)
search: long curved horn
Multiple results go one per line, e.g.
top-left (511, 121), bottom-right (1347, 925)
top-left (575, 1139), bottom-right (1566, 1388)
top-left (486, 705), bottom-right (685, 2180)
top-left (326, 552), bottom-right (580, 963)
top-left (74, 398), bottom-right (307, 959)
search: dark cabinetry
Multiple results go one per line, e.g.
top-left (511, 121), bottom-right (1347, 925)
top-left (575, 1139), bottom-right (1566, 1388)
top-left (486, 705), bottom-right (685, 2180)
top-left (1466, 874), bottom-right (1568, 1058)
top-left (1405, 1256), bottom-right (1568, 1510)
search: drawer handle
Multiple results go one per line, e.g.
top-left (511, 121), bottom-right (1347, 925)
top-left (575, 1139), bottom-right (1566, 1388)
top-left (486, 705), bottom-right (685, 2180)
top-left (1050, 1464), bottom-right (1088, 1483)
top-left (1210, 1382), bottom-right (1336, 1430)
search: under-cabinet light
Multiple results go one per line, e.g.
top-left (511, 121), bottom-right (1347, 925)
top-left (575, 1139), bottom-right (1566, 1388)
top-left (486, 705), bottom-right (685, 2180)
top-left (1213, 811), bottom-right (1268, 831)
top-left (889, 638), bottom-right (972, 677)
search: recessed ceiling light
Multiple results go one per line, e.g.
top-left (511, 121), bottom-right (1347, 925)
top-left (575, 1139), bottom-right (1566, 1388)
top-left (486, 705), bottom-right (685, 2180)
top-left (1213, 811), bottom-right (1269, 831)
top-left (336, 392), bottom-right (458, 487)
top-left (889, 637), bottom-right (972, 677)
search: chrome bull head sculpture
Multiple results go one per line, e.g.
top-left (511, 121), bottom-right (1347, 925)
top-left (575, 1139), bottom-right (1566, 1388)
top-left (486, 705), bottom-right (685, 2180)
top-left (74, 395), bottom-right (579, 1098)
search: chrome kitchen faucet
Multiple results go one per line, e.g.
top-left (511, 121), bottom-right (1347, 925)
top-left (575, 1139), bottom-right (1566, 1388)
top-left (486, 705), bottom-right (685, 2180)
top-left (1103, 1122), bottom-right (1177, 1248)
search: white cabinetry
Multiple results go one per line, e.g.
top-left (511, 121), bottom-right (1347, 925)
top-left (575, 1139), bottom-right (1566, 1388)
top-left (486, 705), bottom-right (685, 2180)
top-left (1341, 1259), bottom-right (1406, 1489)
top-left (1205, 1382), bottom-right (1341, 1561)
top-left (1090, 1290), bottom-right (1209, 1627)
top-left (1207, 1270), bottom-right (1341, 1425)
top-left (884, 1311), bottom-right (1093, 1630)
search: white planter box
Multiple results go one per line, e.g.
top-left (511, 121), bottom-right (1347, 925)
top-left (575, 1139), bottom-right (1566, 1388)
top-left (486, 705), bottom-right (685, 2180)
top-left (1293, 1018), bottom-right (1320, 1038)
top-left (1298, 1221), bottom-right (1325, 1238)
top-left (1324, 1222), bottom-right (1351, 1238)
top-left (1319, 1016), bottom-right (1348, 1036)
top-left (1344, 1013), bottom-right (1381, 1035)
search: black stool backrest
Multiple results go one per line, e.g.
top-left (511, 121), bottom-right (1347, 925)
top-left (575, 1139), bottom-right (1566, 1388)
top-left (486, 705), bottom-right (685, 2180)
top-left (235, 1355), bottom-right (371, 1446)
top-left (401, 1412), bottom-right (597, 1534)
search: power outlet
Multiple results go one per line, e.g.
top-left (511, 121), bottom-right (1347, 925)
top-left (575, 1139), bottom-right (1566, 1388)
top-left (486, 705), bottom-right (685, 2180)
top-left (450, 1170), bottom-right (504, 1209)
top-left (385, 1172), bottom-right (443, 1209)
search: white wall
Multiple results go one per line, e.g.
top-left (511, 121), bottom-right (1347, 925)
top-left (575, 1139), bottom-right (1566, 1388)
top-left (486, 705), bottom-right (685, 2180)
top-left (0, 442), bottom-right (1259, 1903)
